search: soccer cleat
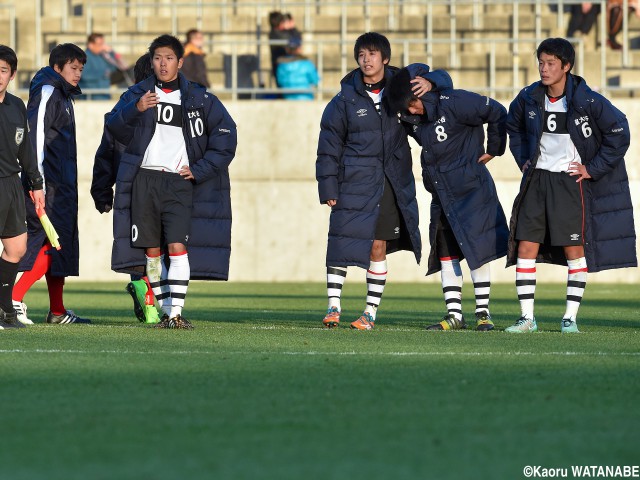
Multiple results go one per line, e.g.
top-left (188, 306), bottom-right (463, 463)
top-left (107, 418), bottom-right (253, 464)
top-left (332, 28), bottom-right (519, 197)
top-left (155, 314), bottom-right (194, 330)
top-left (0, 307), bottom-right (26, 329)
top-left (143, 305), bottom-right (160, 324)
top-left (12, 301), bottom-right (34, 325)
top-left (350, 312), bottom-right (375, 330)
top-left (322, 307), bottom-right (340, 328)
top-left (46, 310), bottom-right (92, 324)
top-left (505, 316), bottom-right (537, 333)
top-left (426, 313), bottom-right (467, 331)
top-left (126, 280), bottom-right (147, 322)
top-left (475, 311), bottom-right (495, 331)
top-left (561, 318), bottom-right (580, 333)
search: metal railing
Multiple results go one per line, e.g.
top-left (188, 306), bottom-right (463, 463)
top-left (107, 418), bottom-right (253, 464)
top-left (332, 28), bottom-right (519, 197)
top-left (24, 0), bottom-right (639, 97)
top-left (0, 4), bottom-right (17, 51)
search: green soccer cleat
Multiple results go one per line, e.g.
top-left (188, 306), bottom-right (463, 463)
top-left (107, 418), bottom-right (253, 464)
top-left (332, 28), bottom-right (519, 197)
top-left (475, 311), bottom-right (495, 331)
top-left (505, 316), bottom-right (537, 333)
top-left (143, 304), bottom-right (160, 324)
top-left (561, 318), bottom-right (580, 333)
top-left (426, 313), bottom-right (467, 331)
top-left (126, 280), bottom-right (148, 322)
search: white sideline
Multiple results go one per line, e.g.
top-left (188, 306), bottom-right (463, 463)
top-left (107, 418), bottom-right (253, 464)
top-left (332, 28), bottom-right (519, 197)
top-left (0, 349), bottom-right (638, 357)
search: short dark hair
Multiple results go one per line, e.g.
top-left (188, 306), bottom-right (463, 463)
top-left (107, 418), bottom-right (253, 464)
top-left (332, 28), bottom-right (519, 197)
top-left (87, 32), bottom-right (104, 45)
top-left (185, 29), bottom-right (200, 44)
top-left (133, 53), bottom-right (153, 83)
top-left (269, 11), bottom-right (285, 30)
top-left (49, 43), bottom-right (87, 70)
top-left (537, 37), bottom-right (575, 72)
top-left (386, 67), bottom-right (416, 114)
top-left (353, 32), bottom-right (391, 63)
top-left (149, 34), bottom-right (184, 60)
top-left (0, 44), bottom-right (18, 75)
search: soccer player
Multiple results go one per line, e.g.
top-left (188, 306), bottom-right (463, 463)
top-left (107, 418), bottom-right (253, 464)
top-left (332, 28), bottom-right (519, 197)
top-left (316, 32), bottom-right (450, 330)
top-left (386, 65), bottom-right (509, 331)
top-left (12, 43), bottom-right (91, 325)
top-left (505, 37), bottom-right (635, 333)
top-left (0, 45), bottom-right (45, 329)
top-left (106, 35), bottom-right (237, 329)
top-left (91, 53), bottom-right (159, 324)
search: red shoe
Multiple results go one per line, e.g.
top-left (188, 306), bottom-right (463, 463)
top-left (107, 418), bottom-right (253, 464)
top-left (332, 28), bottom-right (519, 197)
top-left (350, 312), bottom-right (375, 330)
top-left (322, 307), bottom-right (340, 328)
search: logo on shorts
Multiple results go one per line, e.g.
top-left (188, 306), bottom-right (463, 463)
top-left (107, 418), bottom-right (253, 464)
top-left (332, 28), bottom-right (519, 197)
top-left (394, 227), bottom-right (400, 235)
top-left (356, 108), bottom-right (368, 117)
top-left (570, 233), bottom-right (580, 241)
top-left (15, 127), bottom-right (24, 146)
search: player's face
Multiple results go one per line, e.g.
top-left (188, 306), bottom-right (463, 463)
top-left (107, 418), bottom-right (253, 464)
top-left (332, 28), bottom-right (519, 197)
top-left (54, 59), bottom-right (84, 87)
top-left (0, 59), bottom-right (16, 98)
top-left (357, 48), bottom-right (388, 84)
top-left (538, 52), bottom-right (570, 92)
top-left (407, 98), bottom-right (424, 116)
top-left (153, 47), bottom-right (183, 83)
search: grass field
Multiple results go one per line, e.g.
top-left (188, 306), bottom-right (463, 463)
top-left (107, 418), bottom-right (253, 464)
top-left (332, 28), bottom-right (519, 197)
top-left (1, 281), bottom-right (639, 480)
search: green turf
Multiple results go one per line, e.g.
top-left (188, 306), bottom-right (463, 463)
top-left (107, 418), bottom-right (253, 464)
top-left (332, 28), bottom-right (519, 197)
top-left (1, 282), bottom-right (638, 480)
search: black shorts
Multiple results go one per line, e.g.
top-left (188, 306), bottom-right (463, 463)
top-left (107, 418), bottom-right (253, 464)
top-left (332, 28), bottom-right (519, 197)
top-left (375, 176), bottom-right (401, 241)
top-left (516, 169), bottom-right (585, 246)
top-left (131, 169), bottom-right (193, 248)
top-left (435, 211), bottom-right (462, 259)
top-left (0, 175), bottom-right (27, 237)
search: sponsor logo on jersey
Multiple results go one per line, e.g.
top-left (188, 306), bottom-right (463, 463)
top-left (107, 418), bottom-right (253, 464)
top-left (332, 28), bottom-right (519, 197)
top-left (15, 127), bottom-right (24, 146)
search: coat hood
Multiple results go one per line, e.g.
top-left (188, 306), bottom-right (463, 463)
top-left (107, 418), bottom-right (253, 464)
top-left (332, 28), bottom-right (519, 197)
top-left (29, 66), bottom-right (82, 98)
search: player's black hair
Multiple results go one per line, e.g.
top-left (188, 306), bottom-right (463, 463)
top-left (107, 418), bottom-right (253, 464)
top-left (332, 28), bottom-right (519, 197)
top-left (149, 34), bottom-right (184, 60)
top-left (353, 32), bottom-right (391, 63)
top-left (536, 37), bottom-right (575, 72)
top-left (386, 67), bottom-right (416, 114)
top-left (0, 44), bottom-right (18, 74)
top-left (269, 11), bottom-right (285, 30)
top-left (133, 53), bottom-right (153, 83)
top-left (49, 43), bottom-right (87, 70)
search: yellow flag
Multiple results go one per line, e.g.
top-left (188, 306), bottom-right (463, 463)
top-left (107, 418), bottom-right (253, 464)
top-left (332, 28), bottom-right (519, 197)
top-left (37, 209), bottom-right (61, 251)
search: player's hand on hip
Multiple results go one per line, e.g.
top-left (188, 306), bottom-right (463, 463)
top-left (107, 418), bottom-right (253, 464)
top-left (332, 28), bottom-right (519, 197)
top-left (567, 161), bottom-right (591, 182)
top-left (326, 199), bottom-right (337, 207)
top-left (478, 153), bottom-right (494, 164)
top-left (136, 90), bottom-right (159, 112)
top-left (411, 77), bottom-right (433, 97)
top-left (179, 165), bottom-right (195, 180)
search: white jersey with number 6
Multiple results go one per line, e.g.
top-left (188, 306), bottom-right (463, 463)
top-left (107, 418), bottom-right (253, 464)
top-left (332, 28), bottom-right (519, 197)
top-left (535, 95), bottom-right (582, 173)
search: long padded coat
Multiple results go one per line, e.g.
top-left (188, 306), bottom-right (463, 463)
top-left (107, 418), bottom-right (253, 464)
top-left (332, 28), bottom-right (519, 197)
top-left (400, 72), bottom-right (509, 275)
top-left (21, 67), bottom-right (82, 276)
top-left (105, 73), bottom-right (237, 280)
top-left (316, 66), bottom-right (429, 269)
top-left (506, 74), bottom-right (636, 272)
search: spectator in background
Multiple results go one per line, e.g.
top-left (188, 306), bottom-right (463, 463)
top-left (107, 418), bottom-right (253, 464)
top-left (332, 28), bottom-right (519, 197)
top-left (607, 0), bottom-right (640, 50)
top-left (269, 11), bottom-right (301, 86)
top-left (181, 29), bottom-right (210, 87)
top-left (79, 33), bottom-right (126, 99)
top-left (567, 3), bottom-right (600, 42)
top-left (276, 36), bottom-right (319, 100)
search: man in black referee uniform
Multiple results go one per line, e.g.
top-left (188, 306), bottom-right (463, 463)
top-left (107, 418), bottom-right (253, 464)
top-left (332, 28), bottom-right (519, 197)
top-left (0, 46), bottom-right (45, 329)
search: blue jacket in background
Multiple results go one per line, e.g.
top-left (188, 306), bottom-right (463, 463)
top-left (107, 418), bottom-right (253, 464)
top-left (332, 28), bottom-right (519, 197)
top-left (316, 65), bottom-right (449, 269)
top-left (276, 55), bottom-right (319, 100)
top-left (79, 49), bottom-right (117, 99)
top-left (399, 64), bottom-right (509, 275)
top-left (506, 74), bottom-right (636, 272)
top-left (21, 67), bottom-right (82, 277)
top-left (105, 73), bottom-right (237, 280)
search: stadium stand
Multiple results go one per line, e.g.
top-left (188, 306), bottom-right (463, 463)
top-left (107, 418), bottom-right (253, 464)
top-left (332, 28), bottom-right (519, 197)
top-left (5, 0), bottom-right (640, 98)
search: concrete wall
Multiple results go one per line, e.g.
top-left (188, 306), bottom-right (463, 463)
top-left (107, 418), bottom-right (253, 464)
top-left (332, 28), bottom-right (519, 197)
top-left (32, 99), bottom-right (640, 283)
